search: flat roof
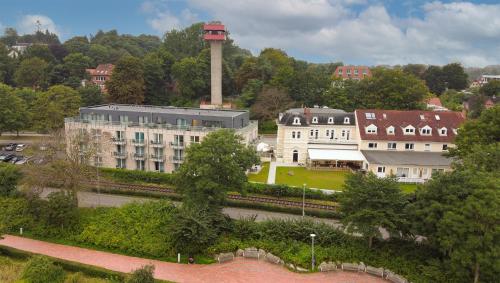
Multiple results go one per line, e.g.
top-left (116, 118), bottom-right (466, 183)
top-left (361, 150), bottom-right (453, 166)
top-left (308, 149), bottom-right (366, 161)
top-left (81, 104), bottom-right (248, 118)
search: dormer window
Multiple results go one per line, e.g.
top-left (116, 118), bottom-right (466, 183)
top-left (327, 117), bottom-right (334, 124)
top-left (386, 126), bottom-right (395, 135)
top-left (452, 128), bottom-right (458, 135)
top-left (404, 125), bottom-right (415, 135)
top-left (365, 124), bottom-right (377, 134)
top-left (312, 117), bottom-right (318, 124)
top-left (420, 126), bottom-right (432, 135)
top-left (439, 127), bottom-right (447, 136)
top-left (344, 117), bottom-right (350, 124)
top-left (292, 117), bottom-right (301, 125)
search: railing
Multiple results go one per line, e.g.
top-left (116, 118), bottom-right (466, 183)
top-left (111, 137), bottom-right (126, 144)
top-left (397, 177), bottom-right (426, 183)
top-left (170, 142), bottom-right (184, 148)
top-left (133, 153), bottom-right (146, 160)
top-left (150, 140), bottom-right (164, 147)
top-left (171, 156), bottom-right (184, 163)
top-left (65, 117), bottom-right (258, 133)
top-left (113, 151), bottom-right (127, 158)
top-left (308, 138), bottom-right (357, 144)
top-left (132, 139), bottom-right (145, 145)
top-left (150, 154), bottom-right (165, 161)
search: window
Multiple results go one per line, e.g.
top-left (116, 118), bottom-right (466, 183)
top-left (189, 136), bottom-right (200, 144)
top-left (327, 117), bottom-right (334, 124)
top-left (310, 129), bottom-right (314, 137)
top-left (314, 129), bottom-right (319, 139)
top-left (420, 126), bottom-right (432, 135)
top-left (396, 167), bottom-right (409, 178)
top-left (338, 69), bottom-right (343, 75)
top-left (312, 117), bottom-right (318, 124)
top-left (154, 161), bottom-right (164, 173)
top-left (387, 142), bottom-right (397, 150)
top-left (119, 115), bottom-right (128, 123)
top-left (138, 116), bottom-right (149, 124)
top-left (439, 127), bottom-right (447, 136)
top-left (153, 133), bottom-right (163, 143)
top-left (326, 129), bottom-right (334, 139)
top-left (404, 126), bottom-right (415, 135)
top-left (292, 131), bottom-right (296, 139)
top-left (432, 168), bottom-right (445, 176)
top-left (341, 129), bottom-right (350, 140)
top-left (134, 132), bottom-right (144, 143)
top-left (386, 126), bottom-right (395, 135)
top-left (354, 69), bottom-right (358, 75)
top-left (405, 143), bottom-right (414, 150)
top-left (377, 166), bottom-right (386, 173)
top-left (346, 69), bottom-right (351, 74)
top-left (366, 124), bottom-right (377, 134)
top-left (136, 160), bottom-right (145, 171)
top-left (363, 69), bottom-right (367, 75)
top-left (425, 144), bottom-right (431, 151)
top-left (365, 113), bottom-right (376, 119)
top-left (116, 159), bottom-right (126, 169)
top-left (435, 115), bottom-right (441, 121)
top-left (297, 131), bottom-right (301, 139)
top-left (442, 144), bottom-right (448, 151)
top-left (368, 142), bottom-right (378, 149)
top-left (344, 117), bottom-right (350, 124)
top-left (293, 117), bottom-right (301, 125)
top-left (174, 135), bottom-right (184, 146)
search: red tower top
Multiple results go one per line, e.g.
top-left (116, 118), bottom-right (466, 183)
top-left (203, 21), bottom-right (226, 41)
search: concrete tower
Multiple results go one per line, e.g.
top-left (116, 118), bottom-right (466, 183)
top-left (203, 21), bottom-right (226, 107)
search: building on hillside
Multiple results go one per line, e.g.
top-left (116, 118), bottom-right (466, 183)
top-left (355, 109), bottom-right (465, 182)
top-left (479, 75), bottom-right (500, 86)
top-left (8, 43), bottom-right (32, 58)
top-left (65, 104), bottom-right (258, 173)
top-left (333, 66), bottom-right (372, 80)
top-left (83, 64), bottom-right (115, 93)
top-left (426, 97), bottom-right (448, 111)
top-left (276, 107), bottom-right (363, 170)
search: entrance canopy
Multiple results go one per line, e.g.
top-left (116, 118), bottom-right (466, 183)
top-left (308, 149), bottom-right (366, 161)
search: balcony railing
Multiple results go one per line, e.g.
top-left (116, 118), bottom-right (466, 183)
top-left (170, 141), bottom-right (184, 148)
top-left (111, 137), bottom-right (126, 144)
top-left (150, 140), bottom-right (164, 147)
top-left (171, 156), bottom-right (184, 163)
top-left (308, 137), bottom-right (357, 144)
top-left (133, 153), bottom-right (146, 160)
top-left (132, 139), bottom-right (145, 145)
top-left (113, 151), bottom-right (127, 158)
top-left (150, 154), bottom-right (165, 161)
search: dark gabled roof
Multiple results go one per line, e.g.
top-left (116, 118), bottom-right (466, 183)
top-left (362, 150), bottom-right (453, 166)
top-left (355, 109), bottom-right (465, 143)
top-left (279, 108), bottom-right (355, 126)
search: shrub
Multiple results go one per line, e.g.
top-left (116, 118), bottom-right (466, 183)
top-left (0, 196), bottom-right (34, 233)
top-left (126, 265), bottom-right (155, 283)
top-left (0, 163), bottom-right (22, 196)
top-left (22, 255), bottom-right (66, 283)
top-left (99, 168), bottom-right (174, 185)
top-left (244, 182), bottom-right (337, 201)
top-left (77, 201), bottom-right (176, 257)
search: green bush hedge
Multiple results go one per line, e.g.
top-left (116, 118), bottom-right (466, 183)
top-left (99, 168), bottom-right (174, 185)
top-left (244, 182), bottom-right (338, 202)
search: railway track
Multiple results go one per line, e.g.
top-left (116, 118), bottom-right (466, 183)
top-left (84, 180), bottom-right (337, 211)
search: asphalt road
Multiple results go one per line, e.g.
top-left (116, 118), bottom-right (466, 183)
top-left (40, 188), bottom-right (342, 226)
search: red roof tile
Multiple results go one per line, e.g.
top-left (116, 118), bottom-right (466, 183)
top-left (355, 109), bottom-right (465, 142)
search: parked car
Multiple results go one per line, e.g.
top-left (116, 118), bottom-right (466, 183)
top-left (4, 143), bottom-right (17, 151)
top-left (16, 144), bottom-right (27, 152)
top-left (10, 156), bottom-right (21, 163)
top-left (0, 153), bottom-right (7, 160)
top-left (2, 154), bottom-right (15, 162)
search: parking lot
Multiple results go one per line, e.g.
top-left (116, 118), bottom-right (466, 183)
top-left (0, 143), bottom-right (32, 165)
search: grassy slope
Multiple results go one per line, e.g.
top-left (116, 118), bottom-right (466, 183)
top-left (247, 162), bottom-right (270, 183)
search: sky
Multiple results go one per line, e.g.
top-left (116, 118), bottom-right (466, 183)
top-left (0, 0), bottom-right (499, 67)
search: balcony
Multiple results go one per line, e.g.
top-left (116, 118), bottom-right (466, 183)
top-left (171, 156), bottom-right (184, 163)
top-left (132, 139), bottom-right (145, 145)
top-left (170, 141), bottom-right (184, 148)
top-left (132, 153), bottom-right (146, 160)
top-left (111, 137), bottom-right (126, 145)
top-left (150, 154), bottom-right (165, 162)
top-left (308, 138), bottom-right (357, 145)
top-left (113, 151), bottom-right (127, 159)
top-left (150, 140), bottom-right (165, 148)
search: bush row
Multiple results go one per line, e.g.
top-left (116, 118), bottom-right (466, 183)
top-left (243, 182), bottom-right (338, 201)
top-left (99, 168), bottom-right (174, 185)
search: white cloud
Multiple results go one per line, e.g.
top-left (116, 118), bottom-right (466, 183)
top-left (144, 0), bottom-right (500, 67)
top-left (17, 14), bottom-right (60, 36)
top-left (142, 1), bottom-right (199, 35)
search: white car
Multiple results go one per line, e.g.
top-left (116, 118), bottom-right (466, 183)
top-left (16, 144), bottom-right (26, 152)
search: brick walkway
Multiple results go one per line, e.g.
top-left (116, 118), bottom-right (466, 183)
top-left (0, 235), bottom-right (386, 283)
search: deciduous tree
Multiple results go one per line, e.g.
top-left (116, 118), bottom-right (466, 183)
top-left (106, 55), bottom-right (145, 104)
top-left (339, 173), bottom-right (408, 248)
top-left (32, 85), bottom-right (81, 132)
top-left (0, 84), bottom-right (30, 135)
top-left (14, 57), bottom-right (49, 89)
top-left (0, 162), bottom-right (22, 196)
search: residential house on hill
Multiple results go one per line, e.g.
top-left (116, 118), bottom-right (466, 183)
top-left (84, 64), bottom-right (115, 93)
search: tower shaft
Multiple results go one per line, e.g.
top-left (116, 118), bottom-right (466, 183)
top-left (210, 40), bottom-right (223, 106)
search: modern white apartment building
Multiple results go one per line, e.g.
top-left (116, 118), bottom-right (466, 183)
top-left (65, 104), bottom-right (258, 173)
top-left (276, 107), bottom-right (465, 182)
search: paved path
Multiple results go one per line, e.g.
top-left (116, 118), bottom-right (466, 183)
top-left (267, 162), bottom-right (277, 184)
top-left (0, 235), bottom-right (386, 283)
top-left (41, 188), bottom-right (342, 227)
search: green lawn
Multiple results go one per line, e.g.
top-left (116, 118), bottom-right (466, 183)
top-left (248, 162), bottom-right (270, 183)
top-left (400, 183), bottom-right (419, 193)
top-left (275, 167), bottom-right (348, 190)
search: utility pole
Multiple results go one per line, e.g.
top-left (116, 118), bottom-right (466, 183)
top-left (302, 183), bottom-right (306, 217)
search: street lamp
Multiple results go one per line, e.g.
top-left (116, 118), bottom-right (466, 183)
top-left (310, 233), bottom-right (316, 270)
top-left (302, 183), bottom-right (306, 217)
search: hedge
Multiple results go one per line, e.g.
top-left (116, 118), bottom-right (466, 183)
top-left (99, 168), bottom-right (174, 185)
top-left (244, 182), bottom-right (338, 202)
